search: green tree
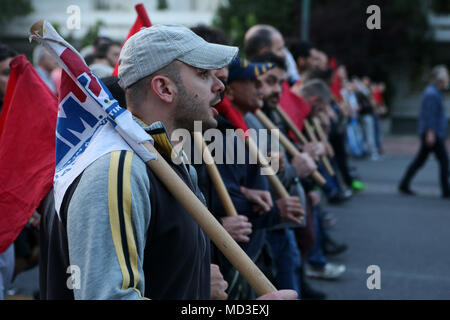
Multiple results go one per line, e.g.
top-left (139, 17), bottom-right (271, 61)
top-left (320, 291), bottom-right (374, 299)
top-left (0, 0), bottom-right (33, 25)
top-left (81, 20), bottom-right (106, 49)
top-left (430, 0), bottom-right (450, 14)
top-left (214, 0), bottom-right (300, 48)
top-left (158, 0), bottom-right (168, 10)
top-left (215, 0), bottom-right (434, 102)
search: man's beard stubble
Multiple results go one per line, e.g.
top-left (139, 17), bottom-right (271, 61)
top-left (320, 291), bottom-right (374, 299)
top-left (172, 82), bottom-right (220, 132)
top-left (264, 92), bottom-right (280, 110)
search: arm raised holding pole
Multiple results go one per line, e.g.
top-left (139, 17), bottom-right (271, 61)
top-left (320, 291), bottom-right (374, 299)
top-left (254, 109), bottom-right (327, 186)
top-left (303, 118), bottom-right (335, 176)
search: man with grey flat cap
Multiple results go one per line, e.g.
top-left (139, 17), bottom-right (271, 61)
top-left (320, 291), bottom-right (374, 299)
top-left (42, 24), bottom-right (297, 300)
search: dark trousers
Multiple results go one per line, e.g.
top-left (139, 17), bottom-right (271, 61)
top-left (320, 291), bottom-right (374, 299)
top-left (329, 131), bottom-right (354, 187)
top-left (400, 136), bottom-right (450, 196)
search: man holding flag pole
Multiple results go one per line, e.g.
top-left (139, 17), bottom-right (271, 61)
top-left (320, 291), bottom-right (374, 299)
top-left (31, 19), bottom-right (296, 300)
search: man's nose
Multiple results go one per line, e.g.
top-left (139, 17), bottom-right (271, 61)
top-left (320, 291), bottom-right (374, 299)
top-left (275, 83), bottom-right (283, 94)
top-left (213, 76), bottom-right (225, 93)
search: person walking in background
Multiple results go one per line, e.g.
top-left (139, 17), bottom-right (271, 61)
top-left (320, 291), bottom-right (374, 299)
top-left (399, 65), bottom-right (450, 198)
top-left (88, 40), bottom-right (121, 78)
top-left (32, 45), bottom-right (58, 94)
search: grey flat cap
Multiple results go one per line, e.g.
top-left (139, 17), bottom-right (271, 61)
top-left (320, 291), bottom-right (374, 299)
top-left (118, 24), bottom-right (238, 89)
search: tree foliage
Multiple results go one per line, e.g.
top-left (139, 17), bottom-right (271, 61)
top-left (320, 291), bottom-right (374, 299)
top-left (214, 0), bottom-right (300, 48)
top-left (158, 0), bottom-right (168, 11)
top-left (0, 0), bottom-right (33, 25)
top-left (214, 0), bottom-right (433, 85)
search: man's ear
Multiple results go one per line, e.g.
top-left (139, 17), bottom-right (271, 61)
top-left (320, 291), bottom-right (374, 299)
top-left (151, 75), bottom-right (177, 103)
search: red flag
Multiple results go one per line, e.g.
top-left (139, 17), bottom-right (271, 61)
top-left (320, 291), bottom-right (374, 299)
top-left (112, 3), bottom-right (152, 76)
top-left (215, 96), bottom-right (249, 132)
top-left (330, 71), bottom-right (343, 102)
top-left (0, 55), bottom-right (58, 253)
top-left (279, 80), bottom-right (311, 141)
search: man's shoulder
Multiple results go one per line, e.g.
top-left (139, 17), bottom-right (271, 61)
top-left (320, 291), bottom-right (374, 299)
top-left (423, 85), bottom-right (440, 98)
top-left (81, 150), bottom-right (148, 184)
top-left (68, 150), bottom-right (150, 214)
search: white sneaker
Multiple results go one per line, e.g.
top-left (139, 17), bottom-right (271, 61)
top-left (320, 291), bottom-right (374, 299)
top-left (305, 263), bottom-right (346, 280)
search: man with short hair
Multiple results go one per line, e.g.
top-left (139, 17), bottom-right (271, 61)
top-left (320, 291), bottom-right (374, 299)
top-left (41, 24), bottom-right (297, 300)
top-left (245, 51), bottom-right (316, 298)
top-left (244, 27), bottom-right (327, 170)
top-left (32, 45), bottom-right (58, 94)
top-left (399, 65), bottom-right (450, 198)
top-left (89, 41), bottom-right (121, 78)
top-left (288, 41), bottom-right (317, 77)
top-left (211, 56), bottom-right (304, 299)
top-left (244, 27), bottom-right (347, 291)
top-left (244, 25), bottom-right (286, 60)
top-left (190, 25), bottom-right (256, 247)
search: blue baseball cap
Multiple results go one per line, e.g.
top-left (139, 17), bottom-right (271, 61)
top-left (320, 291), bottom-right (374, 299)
top-left (227, 56), bottom-right (274, 84)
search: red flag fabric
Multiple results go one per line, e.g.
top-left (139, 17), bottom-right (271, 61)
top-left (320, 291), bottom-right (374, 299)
top-left (112, 3), bottom-right (152, 76)
top-left (330, 71), bottom-right (343, 102)
top-left (329, 56), bottom-right (338, 71)
top-left (279, 80), bottom-right (311, 141)
top-left (0, 55), bottom-right (58, 253)
top-left (373, 87), bottom-right (384, 105)
top-left (215, 96), bottom-right (249, 133)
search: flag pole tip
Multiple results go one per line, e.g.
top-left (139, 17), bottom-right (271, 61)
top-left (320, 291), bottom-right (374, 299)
top-left (30, 20), bottom-right (45, 37)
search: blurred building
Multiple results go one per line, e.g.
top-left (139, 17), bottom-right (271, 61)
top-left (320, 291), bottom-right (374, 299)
top-left (0, 0), bottom-right (221, 53)
top-left (390, 8), bottom-right (450, 134)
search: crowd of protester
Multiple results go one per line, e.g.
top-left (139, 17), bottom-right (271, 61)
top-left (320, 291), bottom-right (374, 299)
top-left (0, 20), bottom-right (389, 301)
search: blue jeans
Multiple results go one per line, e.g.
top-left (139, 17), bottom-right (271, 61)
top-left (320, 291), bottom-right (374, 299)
top-left (318, 163), bottom-right (341, 200)
top-left (374, 114), bottom-right (383, 152)
top-left (307, 206), bottom-right (328, 268)
top-left (267, 229), bottom-right (302, 298)
top-left (362, 114), bottom-right (378, 157)
top-left (0, 244), bottom-right (14, 300)
top-left (346, 118), bottom-right (367, 156)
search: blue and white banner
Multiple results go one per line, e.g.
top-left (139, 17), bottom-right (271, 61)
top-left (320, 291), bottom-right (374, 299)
top-left (30, 20), bottom-right (156, 214)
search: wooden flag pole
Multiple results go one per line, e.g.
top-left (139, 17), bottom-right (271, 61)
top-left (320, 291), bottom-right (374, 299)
top-left (312, 116), bottom-right (335, 176)
top-left (275, 105), bottom-right (334, 177)
top-left (243, 134), bottom-right (290, 199)
top-left (142, 141), bottom-right (276, 296)
top-left (254, 109), bottom-right (326, 186)
top-left (303, 119), bottom-right (335, 176)
top-left (275, 105), bottom-right (309, 145)
top-left (192, 131), bottom-right (238, 217)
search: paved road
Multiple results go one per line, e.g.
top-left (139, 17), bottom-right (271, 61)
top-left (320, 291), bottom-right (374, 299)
top-left (311, 136), bottom-right (450, 299)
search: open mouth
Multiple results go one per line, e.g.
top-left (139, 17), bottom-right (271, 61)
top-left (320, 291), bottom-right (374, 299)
top-left (211, 106), bottom-right (218, 117)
